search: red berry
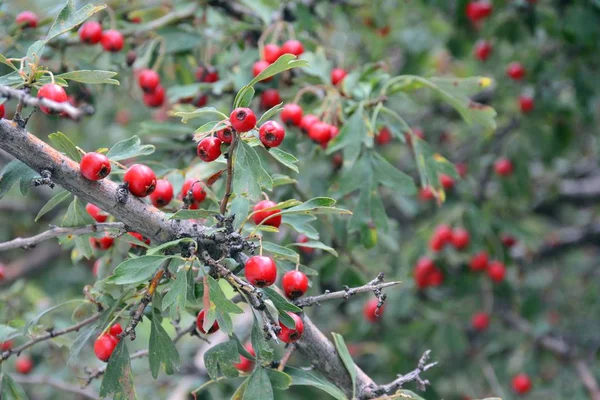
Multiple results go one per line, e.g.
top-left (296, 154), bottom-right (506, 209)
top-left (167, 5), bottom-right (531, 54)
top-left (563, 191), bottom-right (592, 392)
top-left (1, 340), bottom-right (13, 351)
top-left (501, 234), bottom-right (517, 248)
top-left (451, 228), bottom-right (470, 250)
top-left (37, 83), bottom-right (68, 114)
top-left (439, 174), bottom-right (455, 190)
top-left (456, 163), bottom-right (468, 178)
top-left (230, 108), bottom-right (257, 133)
top-left (506, 62), bottom-right (526, 80)
top-left (143, 85), bottom-right (165, 108)
top-left (429, 234), bottom-right (445, 252)
top-left (233, 343), bottom-right (255, 373)
top-left (197, 137), bottom-right (223, 162)
top-left (471, 312), bottom-right (490, 331)
top-left (90, 234), bottom-right (114, 250)
top-left (92, 259), bottom-right (101, 277)
top-left (281, 103), bottom-right (303, 126)
top-left (414, 257), bottom-right (435, 289)
top-left (297, 234), bottom-right (313, 254)
top-left (281, 40), bottom-right (304, 57)
top-left (469, 251), bottom-right (489, 271)
top-left (308, 122), bottom-right (332, 144)
top-left (466, 1), bottom-right (493, 23)
top-left (474, 40), bottom-right (492, 61)
top-left (282, 270), bottom-right (309, 299)
top-left (330, 126), bottom-right (339, 138)
top-left (138, 69), bottom-right (161, 93)
top-left (278, 312), bottom-right (304, 343)
top-left (109, 323), bottom-right (123, 336)
top-left (494, 158), bottom-right (514, 177)
top-left (101, 29), bottom-right (124, 52)
top-left (519, 95), bottom-right (534, 113)
top-left (150, 179), bottom-right (174, 208)
top-left (512, 373), bottom-right (532, 395)
top-left (427, 268), bottom-right (444, 287)
top-left (262, 44), bottom-right (281, 64)
top-left (128, 231), bottom-right (150, 248)
top-left (252, 200), bottom-right (282, 228)
top-left (331, 68), bottom-right (347, 86)
top-left (363, 298), bottom-right (384, 323)
top-left (332, 153), bottom-right (343, 170)
top-left (94, 333), bottom-right (119, 362)
top-left (216, 126), bottom-right (234, 144)
top-left (260, 89), bottom-right (281, 110)
top-left (15, 356), bottom-right (34, 374)
top-left (192, 94), bottom-right (208, 107)
top-left (16, 11), bottom-right (38, 28)
top-left (80, 152), bottom-right (111, 181)
top-left (245, 255), bottom-right (277, 288)
top-left (85, 203), bottom-right (108, 222)
top-left (195, 66), bottom-right (219, 83)
top-left (259, 120), bottom-right (285, 148)
top-left (181, 179), bottom-right (207, 204)
top-left (419, 186), bottom-right (434, 201)
top-left (376, 127), bottom-right (392, 145)
top-left (79, 21), bottom-right (103, 44)
top-left (123, 164), bottom-right (156, 197)
top-left (0, 104), bottom-right (5, 119)
top-left (300, 114), bottom-right (320, 134)
top-left (487, 261), bottom-right (506, 282)
top-left (252, 60), bottom-right (272, 82)
top-left (196, 309), bottom-right (219, 334)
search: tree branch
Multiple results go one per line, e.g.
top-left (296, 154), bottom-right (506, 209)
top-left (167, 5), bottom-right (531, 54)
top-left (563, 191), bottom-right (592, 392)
top-left (0, 85), bottom-right (93, 120)
top-left (12, 374), bottom-right (101, 400)
top-left (0, 243), bottom-right (63, 286)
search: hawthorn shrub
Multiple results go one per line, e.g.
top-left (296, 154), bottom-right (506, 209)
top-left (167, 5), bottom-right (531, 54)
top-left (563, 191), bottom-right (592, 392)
top-left (0, 1), bottom-right (599, 400)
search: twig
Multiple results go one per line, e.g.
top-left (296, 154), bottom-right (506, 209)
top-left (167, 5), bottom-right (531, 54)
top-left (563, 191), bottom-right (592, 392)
top-left (219, 131), bottom-right (239, 215)
top-left (0, 243), bottom-right (62, 285)
top-left (0, 85), bottom-right (93, 120)
top-left (277, 344), bottom-right (296, 371)
top-left (0, 222), bottom-right (126, 252)
top-left (12, 374), bottom-right (101, 400)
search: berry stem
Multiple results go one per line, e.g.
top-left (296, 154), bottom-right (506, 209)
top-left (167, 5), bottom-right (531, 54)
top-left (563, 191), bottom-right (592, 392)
top-left (219, 129), bottom-right (238, 215)
top-left (151, 36), bottom-right (167, 71)
top-left (105, 6), bottom-right (117, 30)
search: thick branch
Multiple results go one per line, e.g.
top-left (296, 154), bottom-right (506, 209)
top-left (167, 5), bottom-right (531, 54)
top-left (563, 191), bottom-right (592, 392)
top-left (0, 85), bottom-right (93, 120)
top-left (0, 243), bottom-right (62, 285)
top-left (534, 175), bottom-right (600, 214)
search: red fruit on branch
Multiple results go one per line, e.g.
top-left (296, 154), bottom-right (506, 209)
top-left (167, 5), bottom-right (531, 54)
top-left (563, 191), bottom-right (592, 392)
top-left (37, 83), bottom-right (68, 114)
top-left (427, 268), bottom-right (444, 286)
top-left (78, 21), bottom-right (103, 44)
top-left (506, 62), bottom-right (526, 80)
top-left (197, 137), bottom-right (223, 162)
top-left (260, 89), bottom-right (281, 110)
top-left (376, 127), bottom-right (392, 145)
top-left (90, 234), bottom-right (114, 250)
top-left (1, 340), bottom-right (12, 351)
top-left (439, 174), bottom-right (455, 190)
top-left (414, 257), bottom-right (435, 289)
top-left (419, 186), bottom-right (434, 201)
top-left (501, 234), bottom-right (517, 248)
top-left (245, 255), bottom-right (277, 288)
top-left (80, 152), bottom-right (111, 181)
top-left (487, 261), bottom-right (506, 282)
top-left (150, 179), bottom-right (174, 208)
top-left (16, 11), bottom-right (38, 28)
top-left (101, 29), bottom-right (124, 52)
top-left (138, 69), bottom-right (161, 93)
top-left (196, 309), bottom-right (220, 334)
top-left (474, 40), bottom-right (492, 61)
top-left (262, 44), bottom-right (282, 64)
top-left (451, 228), bottom-right (470, 250)
top-left (128, 231), bottom-right (150, 247)
top-left (85, 203), bottom-right (109, 222)
top-left (282, 270), bottom-right (309, 299)
top-left (252, 200), bottom-right (282, 228)
top-left (216, 126), bottom-right (234, 144)
top-left (142, 85), bottom-right (165, 107)
top-left (109, 323), bottom-right (123, 336)
top-left (469, 251), bottom-right (489, 271)
top-left (363, 298), bottom-right (384, 323)
top-left (456, 163), bottom-right (468, 178)
top-left (512, 373), bottom-right (532, 394)
top-left (94, 333), bottom-right (119, 362)
top-left (233, 343), bottom-right (256, 372)
top-left (471, 312), bottom-right (490, 331)
top-left (181, 179), bottom-right (207, 204)
top-left (519, 95), bottom-right (534, 113)
top-left (259, 120), bottom-right (285, 148)
top-left (494, 158), bottom-right (514, 177)
top-left (300, 114), bottom-right (320, 134)
top-left (331, 68), bottom-right (347, 86)
top-left (195, 66), bottom-right (219, 82)
top-left (0, 104), bottom-right (5, 119)
top-left (230, 108), bottom-right (257, 132)
top-left (281, 39), bottom-right (304, 57)
top-left (466, 1), bottom-right (493, 23)
top-left (278, 312), bottom-right (304, 343)
top-left (252, 60), bottom-right (272, 82)
top-left (15, 356), bottom-right (34, 374)
top-left (309, 122), bottom-right (333, 144)
top-left (124, 164), bottom-right (156, 197)
top-left (281, 103), bottom-right (303, 126)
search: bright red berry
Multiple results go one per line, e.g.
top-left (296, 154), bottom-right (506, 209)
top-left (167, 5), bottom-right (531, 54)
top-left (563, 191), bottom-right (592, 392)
top-left (128, 231), bottom-right (150, 247)
top-left (282, 270), bottom-right (309, 299)
top-left (0, 104), bottom-right (5, 119)
top-left (281, 40), bottom-right (304, 57)
top-left (466, 1), bottom-right (493, 23)
top-left (80, 152), bottom-right (111, 181)
top-left (494, 158), bottom-right (514, 177)
top-left (109, 323), bottom-right (123, 336)
top-left (101, 29), bottom-right (124, 52)
top-left (300, 114), bottom-right (320, 134)
top-left (430, 224), bottom-right (453, 252)
top-left (197, 137), bottom-right (222, 162)
top-left (138, 69), bottom-right (161, 93)
top-left (281, 104), bottom-right (303, 126)
top-left (363, 298), bottom-right (384, 323)
top-left (245, 255), bottom-right (277, 288)
top-left (15, 356), bottom-right (34, 374)
top-left (501, 234), bottom-right (517, 248)
top-left (79, 21), bottom-right (103, 44)
top-left (259, 120), bottom-right (285, 148)
top-left (181, 179), bottom-right (207, 204)
top-left (297, 234), bottom-right (313, 254)
top-left (233, 343), bottom-right (256, 373)
top-left (85, 203), bottom-right (108, 222)
top-left (487, 261), bottom-right (506, 282)
top-left (260, 89), bottom-right (281, 110)
top-left (1, 340), bottom-right (12, 351)
top-left (94, 333), bottom-right (119, 362)
top-left (150, 179), bottom-right (174, 208)
top-left (252, 200), bottom-right (282, 228)
top-left (419, 186), bottom-right (434, 202)
top-left (142, 85), bottom-right (165, 108)
top-left (196, 309), bottom-right (219, 334)
top-left (470, 251), bottom-right (489, 271)
top-left (123, 164), bottom-right (156, 197)
top-left (451, 228), bottom-right (470, 250)
top-left (278, 312), bottom-right (304, 343)
top-left (252, 60), bottom-right (272, 82)
top-left (331, 68), bottom-right (347, 86)
top-left (16, 11), bottom-right (38, 28)
top-left (512, 373), bottom-right (532, 394)
top-left (427, 268), bottom-right (444, 287)
top-left (414, 257), bottom-right (435, 289)
top-left (506, 62), bottom-right (526, 80)
top-left (308, 122), bottom-right (332, 144)
top-left (376, 127), bottom-right (392, 145)
top-left (90, 234), bottom-right (114, 250)
top-left (439, 174), bottom-right (455, 190)
top-left (474, 40), bottom-right (492, 61)
top-left (471, 312), bottom-right (490, 331)
top-left (519, 95), bottom-right (534, 113)
top-left (37, 83), bottom-right (68, 114)
top-left (229, 108), bottom-right (257, 133)
top-left (262, 44), bottom-right (281, 64)
top-left (429, 234), bottom-right (445, 252)
top-left (216, 126), bottom-right (234, 144)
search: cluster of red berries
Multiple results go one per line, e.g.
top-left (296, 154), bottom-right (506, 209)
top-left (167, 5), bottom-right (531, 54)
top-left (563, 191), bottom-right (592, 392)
top-left (253, 39), bottom-right (305, 81)
top-left (2, 337), bottom-right (34, 374)
top-left (137, 69), bottom-right (165, 108)
top-left (179, 65), bottom-right (220, 107)
top-left (413, 256), bottom-right (445, 289)
top-left (281, 103), bottom-right (339, 148)
top-left (429, 224), bottom-right (471, 252)
top-left (93, 323), bottom-right (123, 362)
top-left (78, 21), bottom-right (124, 52)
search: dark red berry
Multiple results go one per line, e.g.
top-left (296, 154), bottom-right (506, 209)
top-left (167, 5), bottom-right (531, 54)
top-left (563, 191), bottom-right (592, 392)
top-left (126, 50), bottom-right (137, 66)
top-left (419, 186), bottom-right (434, 201)
top-left (101, 29), bottom-right (124, 52)
top-left (233, 343), bottom-right (255, 373)
top-left (451, 228), bottom-right (470, 250)
top-left (252, 200), bottom-right (281, 228)
top-left (80, 152), bottom-right (111, 181)
top-left (281, 40), bottom-right (304, 57)
top-left (376, 127), bottom-right (392, 145)
top-left (138, 69), bottom-right (161, 93)
top-left (181, 179), bottom-right (207, 203)
top-left (282, 270), bottom-right (309, 299)
top-left (142, 85), bottom-right (165, 108)
top-left (494, 158), bottom-right (514, 177)
top-left (260, 89), bottom-right (281, 110)
top-left (262, 44), bottom-right (281, 64)
top-left (470, 251), bottom-right (489, 271)
top-left (86, 203), bottom-right (108, 222)
top-left (439, 174), bottom-right (455, 190)
top-left (512, 374), bottom-right (532, 394)
top-left (427, 268), bottom-right (444, 286)
top-left (94, 333), bottom-right (119, 362)
top-left (90, 234), bottom-right (114, 250)
top-left (501, 234), bottom-right (517, 248)
top-left (252, 60), bottom-right (272, 82)
top-left (15, 356), bottom-right (34, 374)
top-left (150, 179), bottom-right (174, 208)
top-left (196, 309), bottom-right (220, 334)
top-left (259, 120), bottom-right (285, 148)
top-left (506, 62), bottom-right (526, 80)
top-left (79, 21), bottom-right (103, 44)
top-left (281, 103), bottom-right (303, 126)
top-left (278, 312), bottom-right (304, 343)
top-left (519, 95), bottom-right (534, 113)
top-left (123, 164), bottom-right (157, 197)
top-left (456, 163), bottom-right (468, 178)
top-left (37, 83), bottom-right (68, 114)
top-left (363, 298), bottom-right (384, 323)
top-left (471, 312), bottom-right (490, 331)
top-left (229, 108), bottom-right (257, 133)
top-left (487, 261), bottom-right (506, 282)
top-left (331, 68), bottom-right (347, 86)
top-left (216, 126), bottom-right (234, 144)
top-left (192, 94), bottom-right (208, 107)
top-left (474, 40), bottom-right (492, 61)
top-left (16, 11), bottom-right (38, 28)
top-left (197, 137), bottom-right (223, 162)
top-left (245, 255), bottom-right (277, 288)
top-left (195, 66), bottom-right (219, 83)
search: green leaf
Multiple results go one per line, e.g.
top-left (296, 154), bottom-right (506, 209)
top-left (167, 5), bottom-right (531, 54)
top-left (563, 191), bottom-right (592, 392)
top-left (99, 340), bottom-right (137, 399)
top-left (289, 241), bottom-right (338, 257)
top-left (371, 153), bottom-right (416, 194)
top-left (208, 275), bottom-right (244, 314)
top-left (233, 140), bottom-right (273, 200)
top-left (238, 0), bottom-right (277, 24)
top-left (0, 54), bottom-right (18, 71)
top-left (56, 70), bottom-right (119, 85)
top-left (62, 197), bottom-right (93, 227)
top-left (332, 333), bottom-right (356, 398)
top-left (46, 1), bottom-right (106, 42)
top-left (326, 104), bottom-right (365, 166)
top-left (262, 241), bottom-right (299, 264)
top-left (149, 308), bottom-right (180, 379)
top-left (162, 268), bottom-right (188, 320)
top-left (282, 214), bottom-right (319, 239)
top-left (167, 209), bottom-right (219, 220)
top-left (250, 314), bottom-right (273, 363)
top-left (0, 325), bottom-right (18, 342)
top-left (146, 238), bottom-right (197, 255)
top-left (267, 148), bottom-right (299, 173)
top-left (0, 373), bottom-right (29, 400)
top-left (34, 191), bottom-right (72, 222)
top-left (23, 299), bottom-right (83, 335)
top-left (248, 54), bottom-right (309, 87)
top-left (257, 103), bottom-right (284, 125)
top-left (266, 369), bottom-right (292, 390)
top-left (287, 367), bottom-right (347, 400)
top-left (174, 107), bottom-right (228, 123)
top-left (204, 340), bottom-right (240, 380)
top-left (233, 86), bottom-right (255, 109)
top-left (106, 136), bottom-right (155, 161)
top-left (271, 174), bottom-right (297, 187)
top-left (394, 390), bottom-right (426, 400)
top-left (230, 196), bottom-right (250, 230)
top-left (0, 71), bottom-right (24, 87)
top-left (300, 48), bottom-right (332, 84)
top-left (0, 160), bottom-right (37, 199)
top-left (48, 132), bottom-right (81, 161)
top-left (261, 287), bottom-right (301, 328)
top-left (244, 367), bottom-right (273, 400)
top-left (107, 255), bottom-right (174, 285)
top-left (255, 198), bottom-right (350, 230)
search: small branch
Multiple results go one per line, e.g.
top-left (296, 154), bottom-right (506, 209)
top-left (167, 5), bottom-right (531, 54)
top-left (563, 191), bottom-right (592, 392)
top-left (12, 374), bottom-right (100, 400)
top-left (0, 222), bottom-right (126, 252)
top-left (277, 344), bottom-right (296, 371)
top-left (0, 243), bottom-right (62, 285)
top-left (219, 131), bottom-right (239, 215)
top-left (0, 85), bottom-right (93, 120)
